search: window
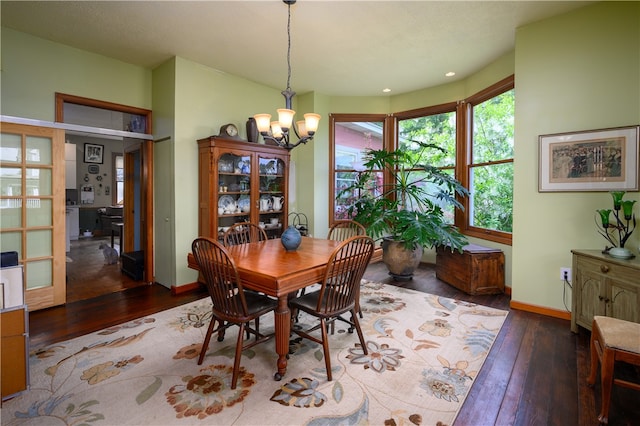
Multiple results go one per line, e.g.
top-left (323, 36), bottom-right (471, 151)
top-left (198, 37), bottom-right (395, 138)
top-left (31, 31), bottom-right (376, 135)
top-left (329, 114), bottom-right (387, 222)
top-left (329, 75), bottom-right (514, 245)
top-left (397, 104), bottom-right (458, 222)
top-left (113, 153), bottom-right (124, 205)
top-left (462, 76), bottom-right (514, 244)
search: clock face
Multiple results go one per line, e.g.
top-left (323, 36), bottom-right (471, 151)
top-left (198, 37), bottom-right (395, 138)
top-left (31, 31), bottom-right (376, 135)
top-left (221, 124), bottom-right (238, 137)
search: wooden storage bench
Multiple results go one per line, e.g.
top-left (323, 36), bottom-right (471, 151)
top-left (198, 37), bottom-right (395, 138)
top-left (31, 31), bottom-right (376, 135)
top-left (436, 244), bottom-right (505, 295)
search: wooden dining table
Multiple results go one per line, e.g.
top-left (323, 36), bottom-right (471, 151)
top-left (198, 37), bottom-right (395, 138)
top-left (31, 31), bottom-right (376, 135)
top-left (187, 237), bottom-right (340, 380)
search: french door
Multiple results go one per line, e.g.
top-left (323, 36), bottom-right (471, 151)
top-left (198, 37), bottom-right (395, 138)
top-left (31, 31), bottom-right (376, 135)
top-left (0, 122), bottom-right (66, 310)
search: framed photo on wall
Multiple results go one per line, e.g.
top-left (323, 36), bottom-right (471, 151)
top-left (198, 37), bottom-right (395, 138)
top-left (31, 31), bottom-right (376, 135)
top-left (84, 143), bottom-right (104, 164)
top-left (538, 125), bottom-right (639, 192)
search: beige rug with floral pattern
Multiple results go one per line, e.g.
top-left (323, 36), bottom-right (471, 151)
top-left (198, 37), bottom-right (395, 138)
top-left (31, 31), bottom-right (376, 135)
top-left (2, 281), bottom-right (508, 425)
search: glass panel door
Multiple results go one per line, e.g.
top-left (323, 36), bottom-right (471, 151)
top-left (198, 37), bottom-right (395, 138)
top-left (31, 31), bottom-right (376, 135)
top-left (0, 122), bottom-right (66, 310)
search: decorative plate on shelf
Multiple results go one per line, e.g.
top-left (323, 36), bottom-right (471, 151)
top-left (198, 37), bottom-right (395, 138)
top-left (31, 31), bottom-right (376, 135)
top-left (218, 195), bottom-right (235, 210)
top-left (238, 195), bottom-right (250, 212)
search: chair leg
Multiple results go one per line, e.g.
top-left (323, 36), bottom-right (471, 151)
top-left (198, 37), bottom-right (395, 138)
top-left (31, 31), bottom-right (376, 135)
top-left (351, 309), bottom-right (368, 355)
top-left (587, 327), bottom-right (600, 386)
top-left (254, 317), bottom-right (260, 340)
top-left (231, 322), bottom-right (246, 390)
top-left (320, 318), bottom-right (332, 381)
top-left (598, 346), bottom-right (615, 424)
top-left (198, 317), bottom-right (217, 365)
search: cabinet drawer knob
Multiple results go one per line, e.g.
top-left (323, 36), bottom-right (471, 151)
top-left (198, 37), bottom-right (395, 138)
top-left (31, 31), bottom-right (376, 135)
top-left (600, 264), bottom-right (609, 273)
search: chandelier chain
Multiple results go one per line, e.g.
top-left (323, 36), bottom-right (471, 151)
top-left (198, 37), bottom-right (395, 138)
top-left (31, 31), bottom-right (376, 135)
top-left (286, 2), bottom-right (292, 91)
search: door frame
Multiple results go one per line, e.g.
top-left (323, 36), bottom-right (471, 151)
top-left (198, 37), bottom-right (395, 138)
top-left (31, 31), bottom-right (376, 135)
top-left (55, 93), bottom-right (155, 284)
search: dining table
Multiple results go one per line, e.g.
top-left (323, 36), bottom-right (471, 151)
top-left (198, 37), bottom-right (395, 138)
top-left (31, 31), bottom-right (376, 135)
top-left (187, 236), bottom-right (341, 380)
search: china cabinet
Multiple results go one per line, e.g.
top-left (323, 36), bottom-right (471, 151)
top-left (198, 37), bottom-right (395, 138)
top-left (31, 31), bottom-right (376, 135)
top-left (571, 249), bottom-right (640, 332)
top-left (197, 137), bottom-right (289, 241)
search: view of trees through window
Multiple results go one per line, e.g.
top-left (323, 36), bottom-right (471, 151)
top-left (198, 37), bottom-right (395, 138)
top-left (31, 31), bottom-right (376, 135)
top-left (470, 89), bottom-right (514, 233)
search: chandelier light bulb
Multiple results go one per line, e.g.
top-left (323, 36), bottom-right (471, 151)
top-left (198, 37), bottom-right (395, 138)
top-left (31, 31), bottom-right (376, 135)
top-left (254, 114), bottom-right (272, 133)
top-left (277, 109), bottom-right (295, 131)
top-left (270, 121), bottom-right (284, 139)
top-left (304, 113), bottom-right (321, 135)
top-left (296, 120), bottom-right (308, 137)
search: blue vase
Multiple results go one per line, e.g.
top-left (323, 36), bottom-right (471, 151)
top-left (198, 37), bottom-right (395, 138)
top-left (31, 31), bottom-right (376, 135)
top-left (281, 226), bottom-right (302, 251)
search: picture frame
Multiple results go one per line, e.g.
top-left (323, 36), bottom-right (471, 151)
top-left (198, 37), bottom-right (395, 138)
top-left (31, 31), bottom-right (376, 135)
top-left (538, 125), bottom-right (639, 192)
top-left (84, 143), bottom-right (104, 164)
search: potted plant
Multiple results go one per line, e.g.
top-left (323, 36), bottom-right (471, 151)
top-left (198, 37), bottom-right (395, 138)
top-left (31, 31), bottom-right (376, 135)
top-left (341, 141), bottom-right (469, 279)
top-left (596, 191), bottom-right (636, 259)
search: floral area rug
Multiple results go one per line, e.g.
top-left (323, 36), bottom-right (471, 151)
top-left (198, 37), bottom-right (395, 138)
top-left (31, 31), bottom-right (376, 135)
top-left (2, 281), bottom-right (508, 426)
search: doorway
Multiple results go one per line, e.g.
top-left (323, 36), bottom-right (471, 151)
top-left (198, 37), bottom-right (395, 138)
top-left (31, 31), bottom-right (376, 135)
top-left (56, 93), bottom-right (154, 303)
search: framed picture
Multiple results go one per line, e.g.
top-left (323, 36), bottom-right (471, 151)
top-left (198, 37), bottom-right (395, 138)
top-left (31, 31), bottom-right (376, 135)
top-left (539, 125), bottom-right (639, 192)
top-left (84, 143), bottom-right (104, 164)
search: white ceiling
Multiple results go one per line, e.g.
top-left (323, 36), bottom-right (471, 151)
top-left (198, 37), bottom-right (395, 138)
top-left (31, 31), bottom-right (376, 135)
top-left (2, 1), bottom-right (593, 97)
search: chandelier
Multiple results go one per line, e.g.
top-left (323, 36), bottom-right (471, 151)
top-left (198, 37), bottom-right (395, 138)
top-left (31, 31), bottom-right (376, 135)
top-left (253, 0), bottom-right (321, 150)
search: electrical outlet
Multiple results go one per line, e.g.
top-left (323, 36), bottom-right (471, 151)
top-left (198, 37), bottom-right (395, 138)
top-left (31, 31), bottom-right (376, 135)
top-left (560, 267), bottom-right (572, 281)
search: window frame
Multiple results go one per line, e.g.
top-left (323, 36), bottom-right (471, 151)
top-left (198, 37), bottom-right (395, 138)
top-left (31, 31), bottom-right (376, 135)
top-left (458, 75), bottom-right (514, 245)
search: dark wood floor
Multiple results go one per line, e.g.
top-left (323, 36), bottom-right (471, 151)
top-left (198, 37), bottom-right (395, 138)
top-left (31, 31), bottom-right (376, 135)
top-left (30, 261), bottom-right (639, 425)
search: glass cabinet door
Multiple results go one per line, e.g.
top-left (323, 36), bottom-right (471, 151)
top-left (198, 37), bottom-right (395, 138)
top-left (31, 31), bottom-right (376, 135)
top-left (217, 153), bottom-right (251, 241)
top-left (258, 155), bottom-right (286, 238)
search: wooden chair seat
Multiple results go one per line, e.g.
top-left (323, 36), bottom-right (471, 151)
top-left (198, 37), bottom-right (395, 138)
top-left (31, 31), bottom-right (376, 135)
top-left (587, 315), bottom-right (640, 424)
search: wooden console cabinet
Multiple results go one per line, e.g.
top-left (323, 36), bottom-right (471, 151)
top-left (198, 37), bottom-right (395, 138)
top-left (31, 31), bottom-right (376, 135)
top-left (1, 265), bottom-right (29, 402)
top-left (571, 249), bottom-right (640, 333)
top-left (197, 136), bottom-right (290, 241)
top-left (436, 244), bottom-right (505, 295)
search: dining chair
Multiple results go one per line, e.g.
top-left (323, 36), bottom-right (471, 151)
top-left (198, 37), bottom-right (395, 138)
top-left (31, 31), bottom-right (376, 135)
top-left (223, 222), bottom-right (268, 247)
top-left (288, 235), bottom-right (375, 381)
top-left (327, 220), bottom-right (366, 241)
top-left (328, 220), bottom-right (368, 325)
top-left (191, 237), bottom-right (277, 389)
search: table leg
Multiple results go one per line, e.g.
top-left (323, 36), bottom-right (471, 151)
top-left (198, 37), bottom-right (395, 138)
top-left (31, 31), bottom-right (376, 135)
top-left (273, 294), bottom-right (291, 381)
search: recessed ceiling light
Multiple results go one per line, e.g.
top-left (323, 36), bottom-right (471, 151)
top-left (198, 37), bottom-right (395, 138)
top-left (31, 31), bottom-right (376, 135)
top-left (383, 88), bottom-right (391, 93)
top-left (445, 72), bottom-right (456, 77)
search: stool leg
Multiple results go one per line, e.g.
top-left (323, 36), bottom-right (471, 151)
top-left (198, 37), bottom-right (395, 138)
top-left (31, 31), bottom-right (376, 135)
top-left (598, 346), bottom-right (615, 424)
top-left (587, 327), bottom-right (599, 386)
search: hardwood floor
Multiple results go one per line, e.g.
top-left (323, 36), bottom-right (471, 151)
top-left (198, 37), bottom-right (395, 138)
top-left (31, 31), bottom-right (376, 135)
top-left (66, 235), bottom-right (147, 303)
top-left (30, 261), bottom-right (639, 425)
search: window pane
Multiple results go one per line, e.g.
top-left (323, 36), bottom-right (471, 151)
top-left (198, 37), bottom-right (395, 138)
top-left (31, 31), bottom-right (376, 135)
top-left (27, 229), bottom-right (52, 257)
top-left (25, 135), bottom-right (52, 165)
top-left (335, 122), bottom-right (384, 169)
top-left (0, 132), bottom-right (22, 163)
top-left (0, 205), bottom-right (22, 227)
top-left (26, 198), bottom-right (51, 227)
top-left (399, 112), bottom-right (456, 168)
top-left (334, 121), bottom-right (384, 221)
top-left (1, 167), bottom-right (22, 196)
top-left (25, 258), bottom-right (52, 290)
top-left (26, 168), bottom-right (52, 196)
top-left (473, 89), bottom-right (514, 163)
top-left (470, 162), bottom-right (513, 232)
top-left (335, 171), bottom-right (383, 220)
top-left (0, 231), bottom-right (22, 257)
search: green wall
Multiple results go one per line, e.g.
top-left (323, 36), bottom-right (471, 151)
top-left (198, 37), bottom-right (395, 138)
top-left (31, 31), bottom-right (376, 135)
top-left (512, 1), bottom-right (640, 311)
top-left (2, 2), bottom-right (639, 314)
top-left (0, 28), bottom-right (151, 118)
